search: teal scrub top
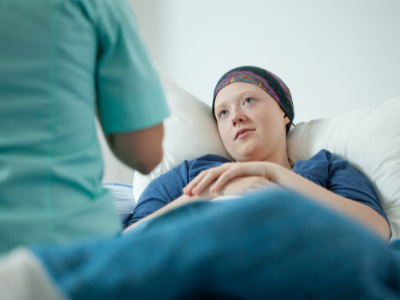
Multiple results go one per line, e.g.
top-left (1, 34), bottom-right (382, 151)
top-left (0, 0), bottom-right (169, 254)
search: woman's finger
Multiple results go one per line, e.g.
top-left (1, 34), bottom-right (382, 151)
top-left (210, 167), bottom-right (243, 193)
top-left (210, 163), bottom-right (266, 193)
top-left (183, 170), bottom-right (208, 195)
top-left (184, 164), bottom-right (232, 195)
top-left (191, 169), bottom-right (224, 195)
top-left (183, 167), bottom-right (222, 195)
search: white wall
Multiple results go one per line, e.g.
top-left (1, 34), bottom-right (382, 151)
top-left (100, 0), bottom-right (400, 183)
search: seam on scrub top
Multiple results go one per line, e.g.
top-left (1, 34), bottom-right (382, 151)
top-left (45, 3), bottom-right (60, 244)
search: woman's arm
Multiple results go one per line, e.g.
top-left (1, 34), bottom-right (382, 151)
top-left (124, 175), bottom-right (274, 232)
top-left (271, 165), bottom-right (390, 240)
top-left (183, 162), bottom-right (390, 240)
top-left (124, 194), bottom-right (207, 232)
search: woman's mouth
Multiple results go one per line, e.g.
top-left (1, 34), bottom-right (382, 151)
top-left (235, 129), bottom-right (255, 140)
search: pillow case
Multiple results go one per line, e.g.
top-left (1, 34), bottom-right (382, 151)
top-left (286, 96), bottom-right (400, 240)
top-left (133, 64), bottom-right (400, 240)
top-left (132, 63), bottom-right (232, 201)
top-left (102, 182), bottom-right (136, 219)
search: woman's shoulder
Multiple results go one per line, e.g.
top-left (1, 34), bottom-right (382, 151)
top-left (304, 149), bottom-right (348, 165)
top-left (191, 154), bottom-right (232, 164)
top-left (188, 154), bottom-right (231, 182)
top-left (292, 149), bottom-right (353, 180)
top-left (149, 154), bottom-right (231, 186)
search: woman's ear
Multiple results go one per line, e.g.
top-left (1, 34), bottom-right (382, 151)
top-left (283, 114), bottom-right (290, 126)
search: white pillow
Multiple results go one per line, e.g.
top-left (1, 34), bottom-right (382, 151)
top-left (132, 64), bottom-right (232, 202)
top-left (133, 64), bottom-right (400, 240)
top-left (102, 183), bottom-right (135, 218)
top-left (287, 96), bottom-right (400, 241)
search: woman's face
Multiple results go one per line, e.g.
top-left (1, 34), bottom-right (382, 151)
top-left (214, 82), bottom-right (290, 162)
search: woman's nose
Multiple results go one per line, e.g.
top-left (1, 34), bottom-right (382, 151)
top-left (231, 109), bottom-right (246, 125)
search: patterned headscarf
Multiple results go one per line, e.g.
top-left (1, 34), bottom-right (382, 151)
top-left (213, 66), bottom-right (295, 131)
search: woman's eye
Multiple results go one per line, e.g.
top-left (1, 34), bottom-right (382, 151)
top-left (220, 110), bottom-right (227, 117)
top-left (244, 98), bottom-right (254, 104)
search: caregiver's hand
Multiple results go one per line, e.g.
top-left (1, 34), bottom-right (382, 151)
top-left (183, 162), bottom-right (280, 196)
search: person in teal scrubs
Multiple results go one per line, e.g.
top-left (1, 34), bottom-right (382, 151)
top-left (0, 0), bottom-right (169, 254)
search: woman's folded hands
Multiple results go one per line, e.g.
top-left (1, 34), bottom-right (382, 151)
top-left (183, 161), bottom-right (282, 198)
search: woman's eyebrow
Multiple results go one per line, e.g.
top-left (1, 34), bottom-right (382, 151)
top-left (215, 90), bottom-right (259, 112)
top-left (236, 90), bottom-right (259, 99)
top-left (214, 103), bottom-right (226, 113)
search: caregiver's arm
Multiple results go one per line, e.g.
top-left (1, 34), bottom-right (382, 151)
top-left (184, 162), bottom-right (390, 240)
top-left (106, 123), bottom-right (164, 175)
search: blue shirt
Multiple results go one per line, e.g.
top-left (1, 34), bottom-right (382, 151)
top-left (127, 150), bottom-right (389, 231)
top-left (0, 0), bottom-right (169, 254)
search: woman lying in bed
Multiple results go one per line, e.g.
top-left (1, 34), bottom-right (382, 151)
top-left (124, 66), bottom-right (390, 240)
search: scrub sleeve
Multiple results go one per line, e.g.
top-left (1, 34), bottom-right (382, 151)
top-left (0, 0), bottom-right (169, 254)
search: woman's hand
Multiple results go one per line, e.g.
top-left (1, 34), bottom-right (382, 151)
top-left (219, 176), bottom-right (280, 196)
top-left (183, 161), bottom-right (279, 196)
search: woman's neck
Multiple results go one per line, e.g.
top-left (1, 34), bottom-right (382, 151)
top-left (261, 151), bottom-right (292, 170)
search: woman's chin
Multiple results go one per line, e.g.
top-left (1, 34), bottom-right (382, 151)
top-left (233, 150), bottom-right (261, 162)
top-left (226, 141), bottom-right (266, 162)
